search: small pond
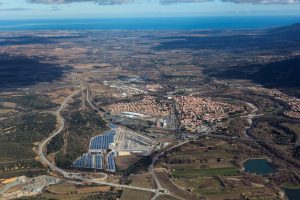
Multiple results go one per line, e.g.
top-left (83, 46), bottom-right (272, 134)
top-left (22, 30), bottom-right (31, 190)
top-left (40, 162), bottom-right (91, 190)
top-left (284, 188), bottom-right (300, 200)
top-left (243, 158), bottom-right (276, 175)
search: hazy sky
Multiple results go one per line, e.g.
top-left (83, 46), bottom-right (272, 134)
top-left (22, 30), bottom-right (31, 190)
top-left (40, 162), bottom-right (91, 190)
top-left (1, 0), bottom-right (300, 19)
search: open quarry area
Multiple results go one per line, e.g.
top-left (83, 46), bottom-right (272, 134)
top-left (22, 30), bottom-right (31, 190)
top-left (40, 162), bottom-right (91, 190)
top-left (0, 176), bottom-right (60, 200)
top-left (1, 25), bottom-right (300, 200)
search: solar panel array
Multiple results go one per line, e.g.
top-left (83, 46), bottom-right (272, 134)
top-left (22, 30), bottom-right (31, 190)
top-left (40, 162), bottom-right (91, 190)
top-left (90, 130), bottom-right (116, 150)
top-left (72, 153), bottom-right (103, 169)
top-left (107, 151), bottom-right (117, 172)
top-left (72, 129), bottom-right (118, 172)
top-left (95, 155), bottom-right (103, 169)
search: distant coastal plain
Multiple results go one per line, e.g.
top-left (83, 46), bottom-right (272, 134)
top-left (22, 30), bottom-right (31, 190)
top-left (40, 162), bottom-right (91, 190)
top-left (1, 16), bottom-right (300, 31)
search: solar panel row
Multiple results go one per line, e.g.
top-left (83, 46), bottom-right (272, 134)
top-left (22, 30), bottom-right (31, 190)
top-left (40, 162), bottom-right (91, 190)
top-left (72, 153), bottom-right (103, 169)
top-left (95, 155), bottom-right (103, 169)
top-left (107, 151), bottom-right (116, 172)
top-left (90, 131), bottom-right (116, 150)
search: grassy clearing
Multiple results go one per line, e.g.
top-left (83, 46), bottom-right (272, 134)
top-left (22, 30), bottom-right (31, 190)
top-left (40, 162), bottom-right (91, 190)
top-left (282, 183), bottom-right (300, 189)
top-left (46, 183), bottom-right (77, 194)
top-left (175, 177), bottom-right (225, 196)
top-left (156, 171), bottom-right (201, 200)
top-left (280, 123), bottom-right (300, 143)
top-left (172, 167), bottom-right (239, 178)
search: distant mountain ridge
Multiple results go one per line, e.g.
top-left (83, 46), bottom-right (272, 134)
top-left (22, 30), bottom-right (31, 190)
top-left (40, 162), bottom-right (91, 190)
top-left (203, 23), bottom-right (300, 91)
top-left (156, 22), bottom-right (300, 51)
top-left (209, 57), bottom-right (300, 89)
top-left (268, 23), bottom-right (300, 36)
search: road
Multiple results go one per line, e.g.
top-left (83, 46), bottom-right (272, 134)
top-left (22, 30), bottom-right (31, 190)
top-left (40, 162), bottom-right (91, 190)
top-left (76, 176), bottom-right (157, 193)
top-left (240, 101), bottom-right (262, 138)
top-left (36, 82), bottom-right (163, 195)
top-left (37, 86), bottom-right (83, 177)
top-left (150, 140), bottom-right (191, 191)
top-left (149, 137), bottom-right (206, 200)
top-left (36, 81), bottom-right (208, 199)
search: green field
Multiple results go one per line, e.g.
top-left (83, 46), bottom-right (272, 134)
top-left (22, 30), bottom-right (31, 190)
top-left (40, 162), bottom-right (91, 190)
top-left (172, 167), bottom-right (240, 178)
top-left (282, 183), bottom-right (300, 189)
top-left (175, 177), bottom-right (226, 196)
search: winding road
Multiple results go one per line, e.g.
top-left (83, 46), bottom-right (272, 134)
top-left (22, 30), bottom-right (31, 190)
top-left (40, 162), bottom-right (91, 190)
top-left (37, 85), bottom-right (83, 177)
top-left (36, 83), bottom-right (162, 195)
top-left (36, 81), bottom-right (213, 199)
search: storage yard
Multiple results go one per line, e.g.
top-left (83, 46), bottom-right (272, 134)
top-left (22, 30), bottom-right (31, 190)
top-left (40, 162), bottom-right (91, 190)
top-left (116, 128), bottom-right (157, 155)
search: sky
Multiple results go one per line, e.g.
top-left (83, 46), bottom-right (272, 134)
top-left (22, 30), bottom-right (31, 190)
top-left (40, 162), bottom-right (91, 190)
top-left (0, 0), bottom-right (300, 19)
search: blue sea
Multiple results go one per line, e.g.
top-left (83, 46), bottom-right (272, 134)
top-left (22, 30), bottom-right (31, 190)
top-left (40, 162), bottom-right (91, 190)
top-left (1, 16), bottom-right (300, 31)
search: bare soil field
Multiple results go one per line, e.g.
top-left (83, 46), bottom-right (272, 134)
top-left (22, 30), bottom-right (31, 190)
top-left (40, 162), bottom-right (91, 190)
top-left (156, 170), bottom-right (202, 200)
top-left (128, 173), bottom-right (155, 188)
top-left (121, 173), bottom-right (155, 200)
top-left (45, 182), bottom-right (77, 195)
top-left (156, 194), bottom-right (182, 200)
top-left (77, 186), bottom-right (111, 194)
top-left (48, 88), bottom-right (75, 104)
top-left (121, 189), bottom-right (153, 200)
top-left (115, 155), bottom-right (142, 171)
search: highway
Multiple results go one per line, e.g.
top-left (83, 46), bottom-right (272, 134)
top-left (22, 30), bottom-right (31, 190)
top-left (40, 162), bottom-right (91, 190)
top-left (150, 139), bottom-right (191, 191)
top-left (82, 82), bottom-right (282, 199)
top-left (36, 81), bottom-right (209, 199)
top-left (150, 137), bottom-right (205, 200)
top-left (37, 85), bottom-right (84, 177)
top-left (76, 176), bottom-right (157, 193)
top-left (83, 81), bottom-right (168, 193)
top-left (36, 82), bottom-right (163, 195)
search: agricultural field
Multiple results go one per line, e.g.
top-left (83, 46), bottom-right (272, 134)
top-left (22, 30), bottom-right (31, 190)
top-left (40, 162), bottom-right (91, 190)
top-left (121, 173), bottom-right (154, 200)
top-left (1, 19), bottom-right (300, 200)
top-left (157, 138), bottom-right (282, 199)
top-left (172, 167), bottom-right (239, 178)
top-left (15, 187), bottom-right (120, 200)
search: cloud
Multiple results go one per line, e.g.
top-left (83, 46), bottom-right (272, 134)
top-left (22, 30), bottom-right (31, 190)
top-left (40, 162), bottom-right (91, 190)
top-left (160, 0), bottom-right (211, 5)
top-left (0, 8), bottom-right (32, 11)
top-left (50, 5), bottom-right (61, 10)
top-left (222, 0), bottom-right (300, 4)
top-left (0, 1), bottom-right (32, 11)
top-left (162, 0), bottom-right (300, 4)
top-left (27, 0), bottom-right (134, 5)
top-left (26, 0), bottom-right (300, 5)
